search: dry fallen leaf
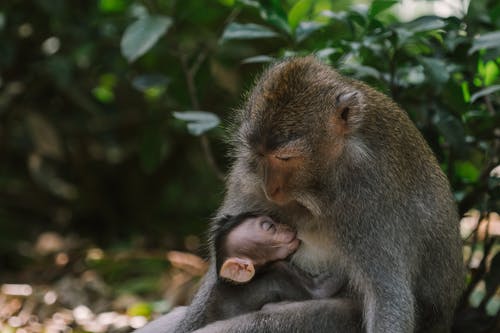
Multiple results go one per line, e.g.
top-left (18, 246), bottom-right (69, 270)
top-left (166, 251), bottom-right (208, 277)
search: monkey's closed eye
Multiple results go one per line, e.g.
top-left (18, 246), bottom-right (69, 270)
top-left (261, 220), bottom-right (276, 232)
top-left (274, 155), bottom-right (292, 161)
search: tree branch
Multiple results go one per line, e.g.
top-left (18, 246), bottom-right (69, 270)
top-left (179, 52), bottom-right (224, 180)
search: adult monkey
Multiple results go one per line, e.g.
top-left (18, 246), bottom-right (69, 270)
top-left (137, 56), bottom-right (463, 333)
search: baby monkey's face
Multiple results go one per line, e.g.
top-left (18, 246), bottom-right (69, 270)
top-left (224, 216), bottom-right (300, 268)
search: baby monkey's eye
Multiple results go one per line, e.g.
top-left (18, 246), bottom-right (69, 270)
top-left (260, 220), bottom-right (276, 232)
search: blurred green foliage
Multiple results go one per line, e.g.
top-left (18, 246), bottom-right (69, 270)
top-left (0, 0), bottom-right (499, 330)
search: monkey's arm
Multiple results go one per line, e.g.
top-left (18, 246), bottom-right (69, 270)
top-left (350, 243), bottom-right (416, 333)
top-left (192, 298), bottom-right (362, 333)
top-left (175, 264), bottom-right (221, 333)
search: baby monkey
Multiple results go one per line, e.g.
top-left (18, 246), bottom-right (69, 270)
top-left (215, 213), bottom-right (301, 284)
top-left (204, 213), bottom-right (346, 323)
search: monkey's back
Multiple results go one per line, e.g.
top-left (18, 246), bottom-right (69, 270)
top-left (354, 80), bottom-right (464, 329)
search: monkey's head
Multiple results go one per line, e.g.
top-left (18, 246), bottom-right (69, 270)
top-left (233, 56), bottom-right (369, 215)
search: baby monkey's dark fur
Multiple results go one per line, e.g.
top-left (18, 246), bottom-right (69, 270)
top-left (179, 213), bottom-right (347, 331)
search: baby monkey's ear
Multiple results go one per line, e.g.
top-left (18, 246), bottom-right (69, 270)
top-left (219, 258), bottom-right (255, 283)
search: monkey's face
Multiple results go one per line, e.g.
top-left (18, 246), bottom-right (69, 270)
top-left (258, 141), bottom-right (312, 206)
top-left (236, 117), bottom-right (322, 212)
top-left (234, 57), bottom-right (364, 215)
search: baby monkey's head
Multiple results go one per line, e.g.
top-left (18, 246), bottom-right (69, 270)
top-left (214, 213), bottom-right (299, 283)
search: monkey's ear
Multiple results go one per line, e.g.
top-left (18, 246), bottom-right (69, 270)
top-left (219, 257), bottom-right (255, 283)
top-left (333, 90), bottom-right (364, 133)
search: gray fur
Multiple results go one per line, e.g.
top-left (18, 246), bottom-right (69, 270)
top-left (140, 56), bottom-right (464, 333)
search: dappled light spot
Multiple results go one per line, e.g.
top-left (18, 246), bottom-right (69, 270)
top-left (55, 252), bottom-right (69, 266)
top-left (460, 210), bottom-right (500, 241)
top-left (43, 290), bottom-right (58, 305)
top-left (18, 23), bottom-right (33, 38)
top-left (87, 247), bottom-right (105, 260)
top-left (469, 280), bottom-right (487, 307)
top-left (7, 316), bottom-right (22, 328)
top-left (1, 284), bottom-right (33, 296)
top-left (41, 37), bottom-right (60, 55)
top-left (96, 311), bottom-right (117, 326)
top-left (130, 316), bottom-right (148, 329)
top-left (73, 305), bottom-right (94, 323)
top-left (112, 314), bottom-right (130, 329)
top-left (35, 232), bottom-right (65, 255)
top-left (490, 165), bottom-right (500, 178)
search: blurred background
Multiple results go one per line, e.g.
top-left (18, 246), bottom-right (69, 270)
top-left (0, 0), bottom-right (499, 332)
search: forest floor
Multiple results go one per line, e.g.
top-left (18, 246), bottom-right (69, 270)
top-left (1, 211), bottom-right (499, 333)
top-left (0, 233), bottom-right (207, 333)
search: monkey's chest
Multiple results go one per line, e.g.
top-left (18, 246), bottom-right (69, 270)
top-left (291, 229), bottom-right (339, 275)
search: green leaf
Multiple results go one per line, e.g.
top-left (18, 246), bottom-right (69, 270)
top-left (99, 73), bottom-right (117, 88)
top-left (295, 21), bottom-right (324, 43)
top-left (420, 57), bottom-right (450, 84)
top-left (238, 0), bottom-right (260, 8)
top-left (455, 161), bottom-right (480, 183)
top-left (288, 0), bottom-right (314, 31)
top-left (129, 4), bottom-right (149, 19)
top-left (484, 61), bottom-right (499, 86)
top-left (469, 31), bottom-right (500, 54)
top-left (486, 293), bottom-right (500, 316)
top-left (218, 0), bottom-right (235, 6)
top-left (92, 86), bottom-right (114, 103)
top-left (403, 16), bottom-right (445, 33)
top-left (127, 302), bottom-right (153, 317)
top-left (347, 8), bottom-right (367, 27)
top-left (461, 82), bottom-right (471, 103)
top-left (99, 0), bottom-right (127, 13)
top-left (121, 15), bottom-right (172, 63)
top-left (259, 0), bottom-right (291, 34)
top-left (319, 10), bottom-right (347, 21)
top-left (173, 111), bottom-right (220, 136)
top-left (220, 23), bottom-right (280, 42)
top-left (468, 281), bottom-right (485, 307)
top-left (433, 112), bottom-right (465, 149)
top-left (470, 85), bottom-right (500, 102)
top-left (342, 64), bottom-right (381, 80)
top-left (368, 0), bottom-right (398, 18)
top-left (315, 47), bottom-right (339, 61)
top-left (397, 66), bottom-right (425, 86)
top-left (132, 74), bottom-right (170, 92)
top-left (241, 55), bottom-right (275, 64)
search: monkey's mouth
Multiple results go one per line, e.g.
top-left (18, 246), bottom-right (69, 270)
top-left (264, 190), bottom-right (291, 206)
